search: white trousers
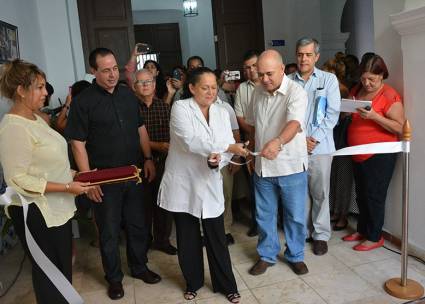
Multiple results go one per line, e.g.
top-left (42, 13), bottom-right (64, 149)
top-left (305, 154), bottom-right (333, 241)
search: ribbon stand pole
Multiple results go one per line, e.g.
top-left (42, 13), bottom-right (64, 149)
top-left (385, 120), bottom-right (424, 300)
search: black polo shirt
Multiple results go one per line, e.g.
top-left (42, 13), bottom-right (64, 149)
top-left (65, 81), bottom-right (144, 169)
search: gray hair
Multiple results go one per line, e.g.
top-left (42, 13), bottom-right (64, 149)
top-left (296, 37), bottom-right (320, 54)
top-left (133, 68), bottom-right (155, 83)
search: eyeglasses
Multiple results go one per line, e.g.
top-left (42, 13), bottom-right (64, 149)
top-left (135, 79), bottom-right (155, 86)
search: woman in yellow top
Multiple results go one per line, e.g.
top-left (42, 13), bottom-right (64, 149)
top-left (0, 59), bottom-right (92, 304)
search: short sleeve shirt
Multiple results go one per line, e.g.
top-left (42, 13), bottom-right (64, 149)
top-left (216, 98), bottom-right (239, 130)
top-left (246, 75), bottom-right (308, 177)
top-left (234, 80), bottom-right (256, 118)
top-left (65, 81), bottom-right (145, 169)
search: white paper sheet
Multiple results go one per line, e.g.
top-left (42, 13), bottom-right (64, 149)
top-left (340, 98), bottom-right (372, 113)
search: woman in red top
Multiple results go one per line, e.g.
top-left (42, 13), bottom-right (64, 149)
top-left (342, 55), bottom-right (405, 251)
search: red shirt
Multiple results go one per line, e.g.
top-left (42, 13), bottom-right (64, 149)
top-left (347, 84), bottom-right (402, 162)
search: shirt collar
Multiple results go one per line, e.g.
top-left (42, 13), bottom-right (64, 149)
top-left (262, 74), bottom-right (290, 96)
top-left (246, 79), bottom-right (256, 87)
top-left (294, 66), bottom-right (319, 82)
top-left (139, 97), bottom-right (160, 108)
top-left (93, 79), bottom-right (118, 96)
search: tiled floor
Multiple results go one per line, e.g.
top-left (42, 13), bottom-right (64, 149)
top-left (1, 218), bottom-right (424, 304)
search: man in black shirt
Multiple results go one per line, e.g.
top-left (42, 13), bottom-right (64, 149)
top-left (65, 48), bottom-right (160, 300)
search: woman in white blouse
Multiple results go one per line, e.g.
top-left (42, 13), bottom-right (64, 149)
top-left (0, 59), bottom-right (92, 304)
top-left (158, 67), bottom-right (247, 303)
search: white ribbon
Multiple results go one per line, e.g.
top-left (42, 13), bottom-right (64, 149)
top-left (0, 188), bottom-right (84, 304)
top-left (331, 141), bottom-right (410, 156)
top-left (244, 141), bottom-right (410, 160)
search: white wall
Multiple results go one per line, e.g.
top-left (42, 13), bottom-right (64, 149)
top-left (373, 0), bottom-right (404, 94)
top-left (0, 0), bottom-right (86, 108)
top-left (35, 0), bottom-right (86, 107)
top-left (0, 0), bottom-right (46, 70)
top-left (262, 0), bottom-right (347, 65)
top-left (373, 0), bottom-right (405, 246)
top-left (391, 3), bottom-right (425, 254)
top-left (262, 0), bottom-right (322, 64)
top-left (0, 0), bottom-right (45, 112)
top-left (131, 0), bottom-right (216, 69)
top-left (404, 0), bottom-right (425, 9)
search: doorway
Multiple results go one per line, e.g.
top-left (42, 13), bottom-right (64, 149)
top-left (134, 23), bottom-right (183, 75)
top-left (212, 0), bottom-right (265, 71)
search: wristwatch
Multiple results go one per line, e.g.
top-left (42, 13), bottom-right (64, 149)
top-left (145, 156), bottom-right (153, 161)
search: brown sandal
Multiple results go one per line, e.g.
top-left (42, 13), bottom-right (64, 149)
top-left (183, 291), bottom-right (197, 301)
top-left (226, 292), bottom-right (241, 303)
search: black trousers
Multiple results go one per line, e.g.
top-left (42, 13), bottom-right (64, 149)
top-left (9, 204), bottom-right (72, 304)
top-left (353, 153), bottom-right (397, 242)
top-left (173, 212), bottom-right (238, 295)
top-left (143, 159), bottom-right (173, 246)
top-left (92, 181), bottom-right (149, 283)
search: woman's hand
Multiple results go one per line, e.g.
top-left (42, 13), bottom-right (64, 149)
top-left (208, 153), bottom-right (221, 169)
top-left (356, 107), bottom-right (378, 120)
top-left (66, 181), bottom-right (95, 196)
top-left (227, 141), bottom-right (249, 157)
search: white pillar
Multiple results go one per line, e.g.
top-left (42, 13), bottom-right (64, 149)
top-left (391, 5), bottom-right (425, 256)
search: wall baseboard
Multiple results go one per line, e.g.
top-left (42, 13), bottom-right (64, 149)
top-left (383, 230), bottom-right (425, 262)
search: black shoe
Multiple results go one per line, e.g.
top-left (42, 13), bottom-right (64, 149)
top-left (152, 243), bottom-right (178, 255)
top-left (247, 226), bottom-right (258, 237)
top-left (287, 261), bottom-right (309, 275)
top-left (108, 281), bottom-right (124, 300)
top-left (226, 233), bottom-right (235, 245)
top-left (133, 269), bottom-right (162, 284)
top-left (249, 259), bottom-right (274, 275)
top-left (312, 240), bottom-right (328, 256)
top-left (333, 219), bottom-right (348, 231)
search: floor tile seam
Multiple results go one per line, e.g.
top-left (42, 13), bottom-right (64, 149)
top-left (346, 256), bottom-right (399, 270)
top-left (330, 248), bottom-right (396, 268)
top-left (244, 287), bottom-right (262, 304)
top-left (232, 261), bottom-right (256, 292)
top-left (299, 276), bottom-right (334, 304)
top-left (300, 267), bottom-right (386, 303)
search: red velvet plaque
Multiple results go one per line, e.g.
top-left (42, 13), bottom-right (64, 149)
top-left (74, 166), bottom-right (142, 185)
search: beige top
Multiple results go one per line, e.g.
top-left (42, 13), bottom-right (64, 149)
top-left (0, 114), bottom-right (76, 227)
top-left (234, 80), bottom-right (256, 118)
top-left (246, 75), bottom-right (309, 177)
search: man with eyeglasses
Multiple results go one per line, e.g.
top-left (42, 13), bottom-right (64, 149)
top-left (65, 48), bottom-right (161, 300)
top-left (133, 69), bottom-right (177, 256)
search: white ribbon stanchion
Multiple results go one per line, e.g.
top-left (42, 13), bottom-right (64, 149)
top-left (0, 188), bottom-right (84, 304)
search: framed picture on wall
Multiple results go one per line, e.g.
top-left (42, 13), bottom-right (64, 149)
top-left (0, 21), bottom-right (19, 64)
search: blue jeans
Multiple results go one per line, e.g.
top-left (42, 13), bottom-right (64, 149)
top-left (254, 171), bottom-right (307, 263)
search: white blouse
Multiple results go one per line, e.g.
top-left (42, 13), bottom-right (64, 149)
top-left (0, 114), bottom-right (76, 227)
top-left (158, 98), bottom-right (235, 219)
